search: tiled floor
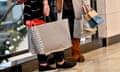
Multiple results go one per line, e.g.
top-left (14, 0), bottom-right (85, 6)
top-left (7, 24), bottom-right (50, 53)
top-left (34, 42), bottom-right (120, 72)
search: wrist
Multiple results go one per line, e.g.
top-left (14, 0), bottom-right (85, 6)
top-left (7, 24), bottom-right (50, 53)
top-left (43, 0), bottom-right (48, 5)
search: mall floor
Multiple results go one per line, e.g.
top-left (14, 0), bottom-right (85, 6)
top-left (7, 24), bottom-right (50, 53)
top-left (32, 42), bottom-right (120, 72)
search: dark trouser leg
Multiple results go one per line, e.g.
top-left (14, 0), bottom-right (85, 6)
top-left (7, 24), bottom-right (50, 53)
top-left (37, 54), bottom-right (56, 71)
top-left (53, 51), bottom-right (76, 69)
top-left (47, 54), bottom-right (56, 65)
top-left (37, 54), bottom-right (47, 64)
top-left (48, 0), bottom-right (57, 22)
top-left (53, 51), bottom-right (64, 62)
top-left (62, 9), bottom-right (75, 39)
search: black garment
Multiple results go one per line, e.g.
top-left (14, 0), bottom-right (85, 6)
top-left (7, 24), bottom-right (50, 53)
top-left (48, 0), bottom-right (57, 21)
top-left (63, 0), bottom-right (73, 10)
top-left (62, 9), bottom-right (75, 38)
top-left (53, 51), bottom-right (64, 62)
top-left (24, 0), bottom-right (44, 23)
top-left (37, 51), bottom-right (64, 64)
top-left (24, 0), bottom-right (57, 23)
top-left (63, 0), bottom-right (75, 38)
top-left (38, 52), bottom-right (76, 71)
top-left (37, 54), bottom-right (47, 64)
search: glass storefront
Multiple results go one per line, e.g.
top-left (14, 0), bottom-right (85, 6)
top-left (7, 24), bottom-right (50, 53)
top-left (81, 0), bottom-right (99, 45)
top-left (0, 0), bottom-right (7, 17)
top-left (0, 0), bottom-right (101, 71)
top-left (0, 0), bottom-right (28, 64)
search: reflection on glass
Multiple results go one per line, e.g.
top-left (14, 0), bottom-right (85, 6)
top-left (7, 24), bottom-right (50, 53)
top-left (0, 0), bottom-right (7, 16)
top-left (0, 60), bottom-right (12, 70)
top-left (0, 0), bottom-right (28, 64)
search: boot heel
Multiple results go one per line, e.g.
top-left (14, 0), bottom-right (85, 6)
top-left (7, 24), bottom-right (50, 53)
top-left (75, 55), bottom-right (85, 62)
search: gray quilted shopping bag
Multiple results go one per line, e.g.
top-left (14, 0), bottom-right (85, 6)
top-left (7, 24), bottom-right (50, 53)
top-left (28, 19), bottom-right (72, 55)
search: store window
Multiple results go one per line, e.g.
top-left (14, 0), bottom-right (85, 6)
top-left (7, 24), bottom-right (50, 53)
top-left (90, 0), bottom-right (97, 11)
top-left (81, 0), bottom-right (99, 44)
top-left (90, 0), bottom-right (99, 40)
top-left (0, 0), bottom-right (7, 17)
top-left (0, 0), bottom-right (99, 59)
top-left (0, 0), bottom-right (28, 61)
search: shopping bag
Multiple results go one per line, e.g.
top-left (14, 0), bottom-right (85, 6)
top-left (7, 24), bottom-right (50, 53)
top-left (86, 9), bottom-right (104, 28)
top-left (82, 2), bottom-right (104, 28)
top-left (28, 19), bottom-right (72, 54)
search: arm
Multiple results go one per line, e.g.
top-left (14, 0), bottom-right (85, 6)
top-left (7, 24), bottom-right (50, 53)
top-left (43, 0), bottom-right (50, 16)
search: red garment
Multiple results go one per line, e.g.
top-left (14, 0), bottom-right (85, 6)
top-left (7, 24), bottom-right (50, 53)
top-left (17, 0), bottom-right (27, 4)
top-left (26, 19), bottom-right (46, 28)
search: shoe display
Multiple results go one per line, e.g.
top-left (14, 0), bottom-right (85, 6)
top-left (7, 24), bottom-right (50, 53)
top-left (39, 65), bottom-right (57, 72)
top-left (56, 61), bottom-right (76, 69)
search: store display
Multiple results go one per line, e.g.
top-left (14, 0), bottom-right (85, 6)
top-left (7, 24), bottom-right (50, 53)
top-left (82, 0), bottom-right (104, 28)
top-left (0, 22), bottom-right (27, 63)
top-left (0, 1), bottom-right (27, 63)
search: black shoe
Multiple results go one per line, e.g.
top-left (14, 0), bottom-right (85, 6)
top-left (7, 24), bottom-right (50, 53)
top-left (39, 65), bottom-right (56, 72)
top-left (56, 61), bottom-right (76, 69)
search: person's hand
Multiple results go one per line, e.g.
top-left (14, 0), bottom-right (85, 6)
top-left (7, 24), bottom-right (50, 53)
top-left (43, 0), bottom-right (50, 16)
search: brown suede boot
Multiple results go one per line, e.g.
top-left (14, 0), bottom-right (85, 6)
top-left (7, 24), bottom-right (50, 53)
top-left (71, 38), bottom-right (85, 62)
